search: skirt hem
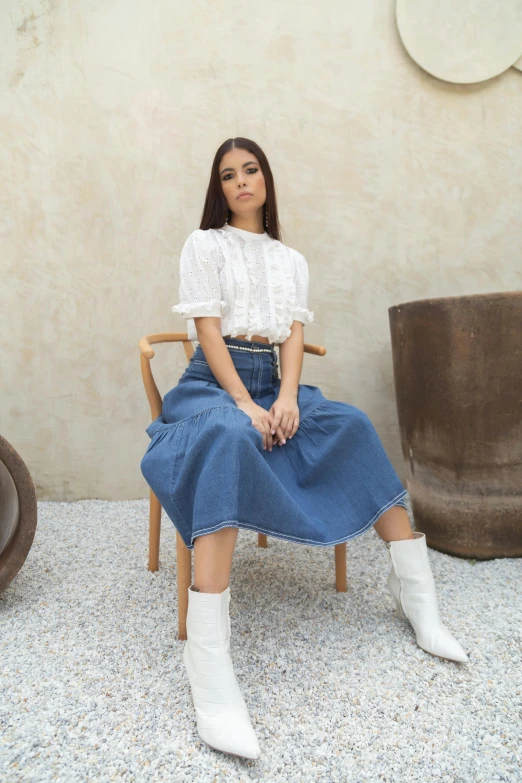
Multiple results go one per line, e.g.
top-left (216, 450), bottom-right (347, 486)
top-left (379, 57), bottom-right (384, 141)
top-left (186, 489), bottom-right (409, 551)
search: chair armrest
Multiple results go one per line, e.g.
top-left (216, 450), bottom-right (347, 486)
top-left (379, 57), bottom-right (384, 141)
top-left (138, 336), bottom-right (155, 360)
top-left (303, 342), bottom-right (327, 356)
top-left (138, 332), bottom-right (192, 360)
top-left (139, 333), bottom-right (325, 357)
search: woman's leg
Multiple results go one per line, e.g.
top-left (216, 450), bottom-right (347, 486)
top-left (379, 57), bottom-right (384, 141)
top-left (192, 526), bottom-right (239, 593)
top-left (185, 525), bottom-right (262, 758)
top-left (373, 505), bottom-right (414, 542)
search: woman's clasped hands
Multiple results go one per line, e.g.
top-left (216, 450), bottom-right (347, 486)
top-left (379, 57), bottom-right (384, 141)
top-left (236, 392), bottom-right (300, 452)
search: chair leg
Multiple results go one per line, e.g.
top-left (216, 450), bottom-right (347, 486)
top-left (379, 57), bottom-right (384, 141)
top-left (335, 543), bottom-right (347, 592)
top-left (148, 490), bottom-right (161, 572)
top-left (176, 531), bottom-right (192, 640)
top-left (257, 533), bottom-right (268, 548)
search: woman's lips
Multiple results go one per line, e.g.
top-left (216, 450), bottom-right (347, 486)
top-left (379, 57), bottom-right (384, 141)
top-left (238, 193), bottom-right (252, 199)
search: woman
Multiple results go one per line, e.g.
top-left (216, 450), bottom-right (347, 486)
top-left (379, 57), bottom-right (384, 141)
top-left (141, 137), bottom-right (468, 760)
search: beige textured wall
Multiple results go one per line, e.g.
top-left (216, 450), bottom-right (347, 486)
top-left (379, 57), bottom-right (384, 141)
top-left (2, 1), bottom-right (521, 500)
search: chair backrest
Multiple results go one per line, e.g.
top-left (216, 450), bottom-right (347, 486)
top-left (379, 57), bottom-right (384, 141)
top-left (138, 332), bottom-right (326, 421)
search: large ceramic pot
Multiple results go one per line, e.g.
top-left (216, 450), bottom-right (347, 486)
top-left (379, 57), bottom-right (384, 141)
top-left (389, 292), bottom-right (522, 559)
top-left (0, 435), bottom-right (37, 594)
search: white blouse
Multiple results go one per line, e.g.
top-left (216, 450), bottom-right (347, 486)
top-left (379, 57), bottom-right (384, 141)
top-left (171, 223), bottom-right (314, 344)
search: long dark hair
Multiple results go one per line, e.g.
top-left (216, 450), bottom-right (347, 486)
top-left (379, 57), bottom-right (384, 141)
top-left (199, 138), bottom-right (282, 242)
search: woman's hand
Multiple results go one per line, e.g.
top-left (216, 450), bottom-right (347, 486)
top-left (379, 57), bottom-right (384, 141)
top-left (236, 393), bottom-right (300, 452)
top-left (269, 392), bottom-right (300, 446)
top-left (236, 399), bottom-right (278, 451)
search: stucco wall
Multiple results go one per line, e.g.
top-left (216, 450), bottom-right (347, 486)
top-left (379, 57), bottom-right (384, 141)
top-left (2, 0), bottom-right (521, 500)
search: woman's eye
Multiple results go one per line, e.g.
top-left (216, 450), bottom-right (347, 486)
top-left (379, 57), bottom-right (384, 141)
top-left (223, 168), bottom-right (258, 181)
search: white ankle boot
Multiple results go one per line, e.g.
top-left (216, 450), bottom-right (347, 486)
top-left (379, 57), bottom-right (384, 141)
top-left (183, 584), bottom-right (261, 759)
top-left (385, 532), bottom-right (469, 663)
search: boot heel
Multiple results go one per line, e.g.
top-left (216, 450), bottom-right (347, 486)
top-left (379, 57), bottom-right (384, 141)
top-left (386, 558), bottom-right (407, 620)
top-left (393, 594), bottom-right (407, 619)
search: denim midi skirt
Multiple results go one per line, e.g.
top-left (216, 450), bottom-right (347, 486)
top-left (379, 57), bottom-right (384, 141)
top-left (141, 338), bottom-right (408, 551)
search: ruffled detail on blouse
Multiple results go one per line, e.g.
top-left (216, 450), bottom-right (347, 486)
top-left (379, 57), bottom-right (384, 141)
top-left (245, 253), bottom-right (260, 341)
top-left (292, 306), bottom-right (315, 325)
top-left (172, 299), bottom-right (228, 318)
top-left (216, 231), bottom-right (249, 340)
top-left (266, 241), bottom-right (295, 343)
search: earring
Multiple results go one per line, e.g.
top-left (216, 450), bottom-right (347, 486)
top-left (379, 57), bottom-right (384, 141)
top-left (225, 210), bottom-right (228, 226)
top-left (265, 206), bottom-right (268, 230)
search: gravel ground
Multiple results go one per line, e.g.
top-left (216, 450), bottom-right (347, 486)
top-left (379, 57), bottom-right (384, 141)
top-left (1, 498), bottom-right (521, 783)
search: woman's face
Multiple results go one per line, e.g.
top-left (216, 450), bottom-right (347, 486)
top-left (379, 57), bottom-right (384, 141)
top-left (219, 148), bottom-right (266, 219)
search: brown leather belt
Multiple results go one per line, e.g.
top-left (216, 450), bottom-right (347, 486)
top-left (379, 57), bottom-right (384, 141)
top-left (223, 334), bottom-right (273, 345)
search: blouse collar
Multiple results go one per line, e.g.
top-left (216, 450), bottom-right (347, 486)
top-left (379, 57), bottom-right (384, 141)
top-left (223, 224), bottom-right (270, 242)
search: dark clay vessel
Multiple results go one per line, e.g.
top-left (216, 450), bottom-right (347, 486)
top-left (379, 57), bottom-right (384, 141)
top-left (0, 435), bottom-right (37, 594)
top-left (389, 291), bottom-right (522, 559)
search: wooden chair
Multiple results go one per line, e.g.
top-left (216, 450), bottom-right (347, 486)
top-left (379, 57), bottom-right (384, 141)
top-left (139, 332), bottom-right (347, 640)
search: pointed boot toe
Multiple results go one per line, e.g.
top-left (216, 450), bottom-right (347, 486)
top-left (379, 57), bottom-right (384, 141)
top-left (202, 708), bottom-right (261, 759)
top-left (416, 623), bottom-right (469, 663)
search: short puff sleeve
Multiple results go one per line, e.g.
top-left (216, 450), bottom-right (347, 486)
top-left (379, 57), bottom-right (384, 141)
top-left (292, 251), bottom-right (314, 325)
top-left (171, 229), bottom-right (227, 319)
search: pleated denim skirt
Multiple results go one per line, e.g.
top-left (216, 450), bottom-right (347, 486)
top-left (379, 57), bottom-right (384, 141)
top-left (141, 337), bottom-right (408, 551)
